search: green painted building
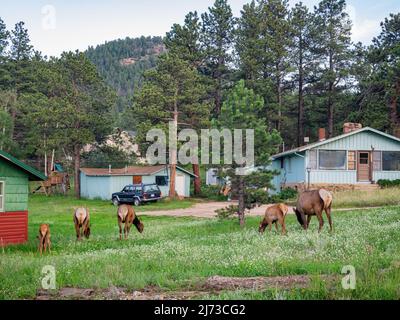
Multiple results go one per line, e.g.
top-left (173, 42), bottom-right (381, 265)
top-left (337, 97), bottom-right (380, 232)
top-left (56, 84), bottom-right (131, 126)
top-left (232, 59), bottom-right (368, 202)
top-left (0, 150), bottom-right (46, 246)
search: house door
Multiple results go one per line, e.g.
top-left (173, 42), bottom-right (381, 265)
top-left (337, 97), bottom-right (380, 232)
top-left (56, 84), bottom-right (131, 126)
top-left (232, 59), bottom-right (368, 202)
top-left (357, 152), bottom-right (371, 182)
top-left (175, 175), bottom-right (185, 197)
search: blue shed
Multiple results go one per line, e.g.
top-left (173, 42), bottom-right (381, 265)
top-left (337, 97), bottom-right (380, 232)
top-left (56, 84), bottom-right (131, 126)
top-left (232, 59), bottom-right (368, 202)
top-left (270, 126), bottom-right (400, 193)
top-left (80, 165), bottom-right (196, 200)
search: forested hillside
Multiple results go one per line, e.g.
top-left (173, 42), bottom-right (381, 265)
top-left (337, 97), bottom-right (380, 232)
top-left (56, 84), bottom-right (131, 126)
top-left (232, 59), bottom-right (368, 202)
top-left (85, 36), bottom-right (165, 117)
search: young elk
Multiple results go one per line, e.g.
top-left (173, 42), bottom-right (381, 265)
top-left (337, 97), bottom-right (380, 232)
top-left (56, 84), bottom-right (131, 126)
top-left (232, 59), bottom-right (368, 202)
top-left (117, 204), bottom-right (144, 240)
top-left (293, 189), bottom-right (333, 233)
top-left (38, 224), bottom-right (51, 255)
top-left (259, 203), bottom-right (289, 235)
top-left (73, 207), bottom-right (91, 241)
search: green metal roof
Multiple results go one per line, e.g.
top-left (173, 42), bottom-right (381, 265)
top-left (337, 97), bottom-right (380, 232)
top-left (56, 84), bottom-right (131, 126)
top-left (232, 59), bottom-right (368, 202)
top-left (0, 150), bottom-right (47, 181)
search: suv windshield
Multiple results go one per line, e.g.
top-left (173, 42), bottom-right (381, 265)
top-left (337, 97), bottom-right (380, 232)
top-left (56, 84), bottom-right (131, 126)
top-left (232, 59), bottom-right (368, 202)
top-left (143, 185), bottom-right (159, 193)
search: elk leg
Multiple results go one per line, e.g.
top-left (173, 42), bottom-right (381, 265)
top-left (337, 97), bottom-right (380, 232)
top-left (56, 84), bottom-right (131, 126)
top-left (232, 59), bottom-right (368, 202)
top-left (124, 223), bottom-right (129, 240)
top-left (317, 213), bottom-right (324, 233)
top-left (278, 217), bottom-right (286, 235)
top-left (300, 211), bottom-right (307, 230)
top-left (306, 215), bottom-right (312, 228)
top-left (118, 217), bottom-right (122, 240)
top-left (275, 221), bottom-right (279, 232)
top-left (325, 206), bottom-right (333, 232)
top-left (74, 223), bottom-right (81, 241)
top-left (39, 238), bottom-right (43, 255)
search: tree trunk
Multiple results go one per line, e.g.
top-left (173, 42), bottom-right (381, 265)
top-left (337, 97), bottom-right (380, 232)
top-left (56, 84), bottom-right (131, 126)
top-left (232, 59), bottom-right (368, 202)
top-left (192, 164), bottom-right (201, 195)
top-left (276, 68), bottom-right (282, 132)
top-left (327, 51), bottom-right (334, 138)
top-left (297, 49), bottom-right (304, 147)
top-left (74, 144), bottom-right (81, 199)
top-left (238, 176), bottom-right (245, 227)
top-left (169, 97), bottom-right (178, 199)
top-left (389, 80), bottom-right (400, 132)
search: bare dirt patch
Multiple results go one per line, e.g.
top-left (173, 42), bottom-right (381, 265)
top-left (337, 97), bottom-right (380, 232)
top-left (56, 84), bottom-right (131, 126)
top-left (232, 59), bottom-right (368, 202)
top-left (36, 274), bottom-right (335, 300)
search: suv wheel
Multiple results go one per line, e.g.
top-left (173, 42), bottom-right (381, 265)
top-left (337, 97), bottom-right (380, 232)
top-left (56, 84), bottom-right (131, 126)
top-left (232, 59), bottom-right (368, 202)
top-left (133, 198), bottom-right (141, 206)
top-left (112, 197), bottom-right (120, 206)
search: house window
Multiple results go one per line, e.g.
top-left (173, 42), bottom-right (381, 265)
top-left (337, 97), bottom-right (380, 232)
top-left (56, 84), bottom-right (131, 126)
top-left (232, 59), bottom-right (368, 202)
top-left (0, 181), bottom-right (4, 212)
top-left (382, 151), bottom-right (400, 171)
top-left (373, 151), bottom-right (382, 171)
top-left (308, 150), bottom-right (317, 170)
top-left (347, 151), bottom-right (356, 170)
top-left (319, 150), bottom-right (346, 170)
top-left (156, 176), bottom-right (168, 186)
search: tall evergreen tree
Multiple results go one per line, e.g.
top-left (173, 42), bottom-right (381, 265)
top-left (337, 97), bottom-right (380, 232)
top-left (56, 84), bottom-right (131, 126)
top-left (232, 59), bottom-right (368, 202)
top-left (165, 12), bottom-right (210, 195)
top-left (55, 51), bottom-right (116, 198)
top-left (214, 80), bottom-right (281, 226)
top-left (0, 18), bottom-right (9, 57)
top-left (132, 54), bottom-right (209, 199)
top-left (201, 0), bottom-right (235, 117)
top-left (312, 0), bottom-right (352, 138)
top-left (290, 2), bottom-right (314, 146)
top-left (370, 13), bottom-right (400, 134)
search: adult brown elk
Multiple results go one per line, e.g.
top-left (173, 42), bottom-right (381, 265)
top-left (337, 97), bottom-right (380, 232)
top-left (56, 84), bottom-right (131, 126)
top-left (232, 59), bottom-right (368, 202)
top-left (259, 203), bottom-right (289, 235)
top-left (293, 189), bottom-right (333, 232)
top-left (38, 224), bottom-right (51, 255)
top-left (117, 204), bottom-right (144, 240)
top-left (73, 207), bottom-right (91, 241)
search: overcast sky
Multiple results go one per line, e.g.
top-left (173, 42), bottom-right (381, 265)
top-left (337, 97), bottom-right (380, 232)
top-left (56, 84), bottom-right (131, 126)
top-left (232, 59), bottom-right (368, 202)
top-left (1, 0), bottom-right (399, 57)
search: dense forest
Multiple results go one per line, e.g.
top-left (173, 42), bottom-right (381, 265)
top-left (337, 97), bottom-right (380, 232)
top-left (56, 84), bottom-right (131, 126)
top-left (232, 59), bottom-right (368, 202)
top-left (85, 36), bottom-right (165, 122)
top-left (0, 0), bottom-right (399, 211)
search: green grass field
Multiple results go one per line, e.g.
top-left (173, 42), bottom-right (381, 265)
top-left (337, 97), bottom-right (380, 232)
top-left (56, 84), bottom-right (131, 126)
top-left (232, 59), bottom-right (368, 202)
top-left (1, 195), bottom-right (399, 300)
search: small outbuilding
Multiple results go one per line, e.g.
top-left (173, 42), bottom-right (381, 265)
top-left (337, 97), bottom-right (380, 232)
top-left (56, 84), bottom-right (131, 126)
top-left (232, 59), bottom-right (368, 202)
top-left (270, 124), bottom-right (400, 193)
top-left (0, 150), bottom-right (46, 246)
top-left (80, 165), bottom-right (197, 200)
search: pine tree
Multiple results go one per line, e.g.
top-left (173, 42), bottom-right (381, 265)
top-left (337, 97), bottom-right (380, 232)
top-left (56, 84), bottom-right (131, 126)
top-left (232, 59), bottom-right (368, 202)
top-left (55, 51), bottom-right (116, 198)
top-left (0, 17), bottom-right (9, 57)
top-left (201, 0), bottom-right (235, 117)
top-left (214, 80), bottom-right (281, 226)
top-left (132, 53), bottom-right (209, 199)
top-left (290, 2), bottom-right (314, 146)
top-left (370, 13), bottom-right (400, 134)
top-left (312, 0), bottom-right (352, 138)
top-left (165, 11), bottom-right (210, 195)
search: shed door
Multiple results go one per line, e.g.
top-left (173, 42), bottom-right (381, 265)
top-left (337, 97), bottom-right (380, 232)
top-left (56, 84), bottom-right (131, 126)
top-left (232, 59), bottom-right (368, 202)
top-left (357, 152), bottom-right (371, 182)
top-left (133, 176), bottom-right (142, 184)
top-left (175, 174), bottom-right (185, 197)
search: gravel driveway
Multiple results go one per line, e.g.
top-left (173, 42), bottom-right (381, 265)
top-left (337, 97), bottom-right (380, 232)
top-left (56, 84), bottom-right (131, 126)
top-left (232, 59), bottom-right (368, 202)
top-left (139, 201), bottom-right (278, 218)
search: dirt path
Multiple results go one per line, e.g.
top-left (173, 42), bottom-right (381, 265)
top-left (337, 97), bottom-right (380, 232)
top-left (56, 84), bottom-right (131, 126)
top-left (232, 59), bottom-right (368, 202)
top-left (139, 201), bottom-right (381, 219)
top-left (36, 275), bottom-right (336, 300)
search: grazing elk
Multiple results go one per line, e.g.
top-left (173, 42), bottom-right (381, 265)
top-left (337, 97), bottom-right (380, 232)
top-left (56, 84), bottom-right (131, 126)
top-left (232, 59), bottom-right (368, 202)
top-left (117, 204), bottom-right (144, 240)
top-left (259, 203), bottom-right (289, 235)
top-left (73, 207), bottom-right (91, 241)
top-left (293, 189), bottom-right (333, 233)
top-left (38, 224), bottom-right (51, 255)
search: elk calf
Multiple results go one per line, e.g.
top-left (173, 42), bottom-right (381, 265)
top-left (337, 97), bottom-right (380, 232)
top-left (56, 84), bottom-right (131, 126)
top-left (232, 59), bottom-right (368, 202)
top-left (73, 207), bottom-right (91, 241)
top-left (38, 224), bottom-right (51, 255)
top-left (117, 204), bottom-right (144, 240)
top-left (259, 203), bottom-right (289, 235)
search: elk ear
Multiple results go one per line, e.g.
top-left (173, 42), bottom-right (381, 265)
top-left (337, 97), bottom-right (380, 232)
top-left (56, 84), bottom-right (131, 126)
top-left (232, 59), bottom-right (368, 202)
top-left (292, 207), bottom-right (297, 213)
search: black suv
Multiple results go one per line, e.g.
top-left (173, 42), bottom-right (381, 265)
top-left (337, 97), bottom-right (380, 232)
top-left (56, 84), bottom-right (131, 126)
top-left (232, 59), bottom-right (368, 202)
top-left (112, 184), bottom-right (162, 206)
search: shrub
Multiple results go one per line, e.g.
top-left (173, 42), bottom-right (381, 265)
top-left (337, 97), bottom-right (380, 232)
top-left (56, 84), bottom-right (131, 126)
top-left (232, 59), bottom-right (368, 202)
top-left (198, 184), bottom-right (228, 201)
top-left (268, 187), bottom-right (298, 203)
top-left (377, 179), bottom-right (400, 188)
top-left (215, 205), bottom-right (238, 220)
